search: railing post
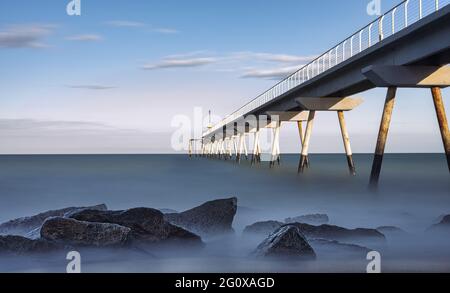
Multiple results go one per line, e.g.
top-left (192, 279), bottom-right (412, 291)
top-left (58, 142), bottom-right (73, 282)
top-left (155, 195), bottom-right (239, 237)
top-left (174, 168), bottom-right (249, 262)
top-left (392, 8), bottom-right (397, 34)
top-left (378, 15), bottom-right (384, 41)
top-left (369, 23), bottom-right (373, 46)
top-left (419, 0), bottom-right (423, 19)
top-left (405, 0), bottom-right (409, 27)
top-left (359, 30), bottom-right (363, 53)
top-left (436, 0), bottom-right (439, 10)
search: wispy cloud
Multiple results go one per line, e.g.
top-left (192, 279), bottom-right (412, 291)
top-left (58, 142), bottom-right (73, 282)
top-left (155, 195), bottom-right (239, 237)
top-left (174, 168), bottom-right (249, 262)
top-left (105, 21), bottom-right (179, 34)
top-left (151, 27), bottom-right (179, 34)
top-left (141, 51), bottom-right (315, 79)
top-left (105, 20), bottom-right (145, 28)
top-left (241, 65), bottom-right (302, 80)
top-left (66, 84), bottom-right (116, 90)
top-left (142, 57), bottom-right (217, 70)
top-left (0, 24), bottom-right (55, 49)
top-left (232, 52), bottom-right (316, 63)
top-left (0, 119), bottom-right (118, 132)
top-left (65, 34), bottom-right (103, 42)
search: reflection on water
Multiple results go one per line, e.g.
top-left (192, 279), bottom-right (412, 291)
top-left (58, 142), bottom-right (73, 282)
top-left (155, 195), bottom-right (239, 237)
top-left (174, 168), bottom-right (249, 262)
top-left (0, 154), bottom-right (449, 272)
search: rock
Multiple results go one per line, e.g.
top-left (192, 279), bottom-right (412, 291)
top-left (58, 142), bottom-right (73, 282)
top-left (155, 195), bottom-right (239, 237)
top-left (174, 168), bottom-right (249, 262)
top-left (243, 221), bottom-right (284, 236)
top-left (291, 223), bottom-right (386, 244)
top-left (376, 226), bottom-right (406, 235)
top-left (159, 208), bottom-right (179, 214)
top-left (165, 197), bottom-right (237, 237)
top-left (428, 215), bottom-right (450, 232)
top-left (285, 214), bottom-right (329, 225)
top-left (0, 235), bottom-right (62, 255)
top-left (309, 239), bottom-right (370, 258)
top-left (0, 204), bottom-right (108, 237)
top-left (69, 208), bottom-right (202, 245)
top-left (41, 217), bottom-right (131, 247)
top-left (253, 225), bottom-right (316, 259)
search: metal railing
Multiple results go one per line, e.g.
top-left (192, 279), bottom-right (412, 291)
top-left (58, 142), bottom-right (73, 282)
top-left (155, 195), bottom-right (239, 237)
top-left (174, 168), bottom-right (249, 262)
top-left (203, 0), bottom-right (449, 138)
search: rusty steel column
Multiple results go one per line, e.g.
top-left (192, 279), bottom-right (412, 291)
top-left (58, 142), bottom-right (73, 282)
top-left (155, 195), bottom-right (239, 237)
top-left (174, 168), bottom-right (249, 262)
top-left (370, 87), bottom-right (397, 188)
top-left (337, 111), bottom-right (356, 175)
top-left (298, 111), bottom-right (315, 173)
top-left (431, 87), bottom-right (450, 172)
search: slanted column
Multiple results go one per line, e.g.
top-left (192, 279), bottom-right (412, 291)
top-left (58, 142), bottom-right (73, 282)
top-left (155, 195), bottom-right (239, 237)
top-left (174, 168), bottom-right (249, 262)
top-left (370, 87), bottom-right (397, 188)
top-left (298, 111), bottom-right (315, 173)
top-left (252, 130), bottom-right (261, 164)
top-left (188, 139), bottom-right (193, 158)
top-left (243, 134), bottom-right (249, 160)
top-left (431, 87), bottom-right (450, 172)
top-left (270, 121), bottom-right (281, 167)
top-left (337, 111), bottom-right (356, 175)
top-left (297, 121), bottom-right (310, 168)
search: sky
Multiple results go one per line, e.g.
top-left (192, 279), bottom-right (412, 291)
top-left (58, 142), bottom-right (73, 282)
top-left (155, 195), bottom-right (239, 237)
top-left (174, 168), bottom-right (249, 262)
top-left (0, 0), bottom-right (448, 154)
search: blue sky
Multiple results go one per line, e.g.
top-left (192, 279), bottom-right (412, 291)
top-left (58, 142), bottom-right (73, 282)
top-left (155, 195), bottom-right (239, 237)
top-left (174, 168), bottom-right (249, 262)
top-left (0, 0), bottom-right (448, 154)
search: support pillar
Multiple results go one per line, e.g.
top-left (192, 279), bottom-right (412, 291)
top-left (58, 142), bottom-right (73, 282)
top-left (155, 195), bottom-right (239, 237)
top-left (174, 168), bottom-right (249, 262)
top-left (431, 87), bottom-right (450, 172)
top-left (370, 87), bottom-right (397, 188)
top-left (298, 111), bottom-right (315, 173)
top-left (337, 111), bottom-right (356, 175)
top-left (270, 122), bottom-right (281, 167)
top-left (297, 121), bottom-right (310, 168)
top-left (252, 131), bottom-right (261, 164)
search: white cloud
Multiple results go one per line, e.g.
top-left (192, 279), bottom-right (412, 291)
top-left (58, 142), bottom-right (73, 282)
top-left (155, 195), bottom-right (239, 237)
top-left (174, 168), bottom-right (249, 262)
top-left (105, 20), bottom-right (145, 28)
top-left (231, 52), bottom-right (317, 63)
top-left (142, 57), bottom-right (217, 70)
top-left (241, 65), bottom-right (303, 80)
top-left (0, 24), bottom-right (55, 49)
top-left (151, 28), bottom-right (179, 34)
top-left (67, 85), bottom-right (116, 90)
top-left (65, 34), bottom-right (103, 42)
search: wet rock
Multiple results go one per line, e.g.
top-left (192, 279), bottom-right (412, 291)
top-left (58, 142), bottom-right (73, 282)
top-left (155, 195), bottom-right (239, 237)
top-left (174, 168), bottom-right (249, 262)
top-left (70, 208), bottom-right (202, 245)
top-left (165, 197), bottom-right (237, 237)
top-left (41, 217), bottom-right (131, 247)
top-left (428, 215), bottom-right (450, 232)
top-left (243, 221), bottom-right (284, 236)
top-left (309, 239), bottom-right (370, 258)
top-left (376, 226), bottom-right (406, 235)
top-left (253, 225), bottom-right (316, 259)
top-left (159, 208), bottom-right (179, 214)
top-left (0, 235), bottom-right (62, 255)
top-left (0, 204), bottom-right (107, 237)
top-left (285, 214), bottom-right (329, 225)
top-left (291, 223), bottom-right (386, 245)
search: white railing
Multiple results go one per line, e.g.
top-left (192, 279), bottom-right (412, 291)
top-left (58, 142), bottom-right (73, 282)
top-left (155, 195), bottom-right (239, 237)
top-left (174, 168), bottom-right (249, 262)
top-left (204, 0), bottom-right (449, 137)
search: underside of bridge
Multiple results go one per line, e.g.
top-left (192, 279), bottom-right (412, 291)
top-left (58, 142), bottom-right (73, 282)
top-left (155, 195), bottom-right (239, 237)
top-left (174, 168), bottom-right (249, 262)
top-left (194, 1), bottom-right (450, 189)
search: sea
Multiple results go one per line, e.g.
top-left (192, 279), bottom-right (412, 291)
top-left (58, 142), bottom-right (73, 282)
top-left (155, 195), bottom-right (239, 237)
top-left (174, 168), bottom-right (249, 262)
top-left (0, 154), bottom-right (449, 273)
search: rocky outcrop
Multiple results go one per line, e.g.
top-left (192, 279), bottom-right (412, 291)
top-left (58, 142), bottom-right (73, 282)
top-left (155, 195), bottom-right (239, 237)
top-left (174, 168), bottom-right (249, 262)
top-left (0, 235), bottom-right (62, 255)
top-left (0, 204), bottom-right (107, 237)
top-left (243, 221), bottom-right (284, 236)
top-left (285, 214), bottom-right (329, 225)
top-left (41, 217), bottom-right (130, 247)
top-left (428, 215), bottom-right (450, 233)
top-left (309, 239), bottom-right (370, 257)
top-left (291, 223), bottom-right (386, 244)
top-left (69, 208), bottom-right (202, 245)
top-left (165, 197), bottom-right (237, 237)
top-left (253, 225), bottom-right (316, 259)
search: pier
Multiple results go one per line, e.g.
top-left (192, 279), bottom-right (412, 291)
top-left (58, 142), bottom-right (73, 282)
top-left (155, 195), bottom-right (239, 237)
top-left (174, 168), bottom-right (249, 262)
top-left (196, 0), bottom-right (450, 188)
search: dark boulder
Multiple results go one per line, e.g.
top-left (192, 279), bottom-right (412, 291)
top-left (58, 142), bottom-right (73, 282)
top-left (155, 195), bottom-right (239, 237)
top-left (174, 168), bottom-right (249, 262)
top-left (428, 215), bottom-right (450, 233)
top-left (165, 197), bottom-right (237, 237)
top-left (291, 223), bottom-right (386, 245)
top-left (285, 214), bottom-right (329, 225)
top-left (309, 239), bottom-right (370, 258)
top-left (0, 204), bottom-right (107, 237)
top-left (69, 208), bottom-right (202, 245)
top-left (41, 217), bottom-right (131, 247)
top-left (253, 225), bottom-right (316, 259)
top-left (243, 221), bottom-right (284, 236)
top-left (0, 235), bottom-right (62, 255)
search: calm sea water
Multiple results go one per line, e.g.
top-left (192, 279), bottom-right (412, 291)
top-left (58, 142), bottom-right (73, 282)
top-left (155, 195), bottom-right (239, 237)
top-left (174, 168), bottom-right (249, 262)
top-left (0, 154), bottom-right (449, 272)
